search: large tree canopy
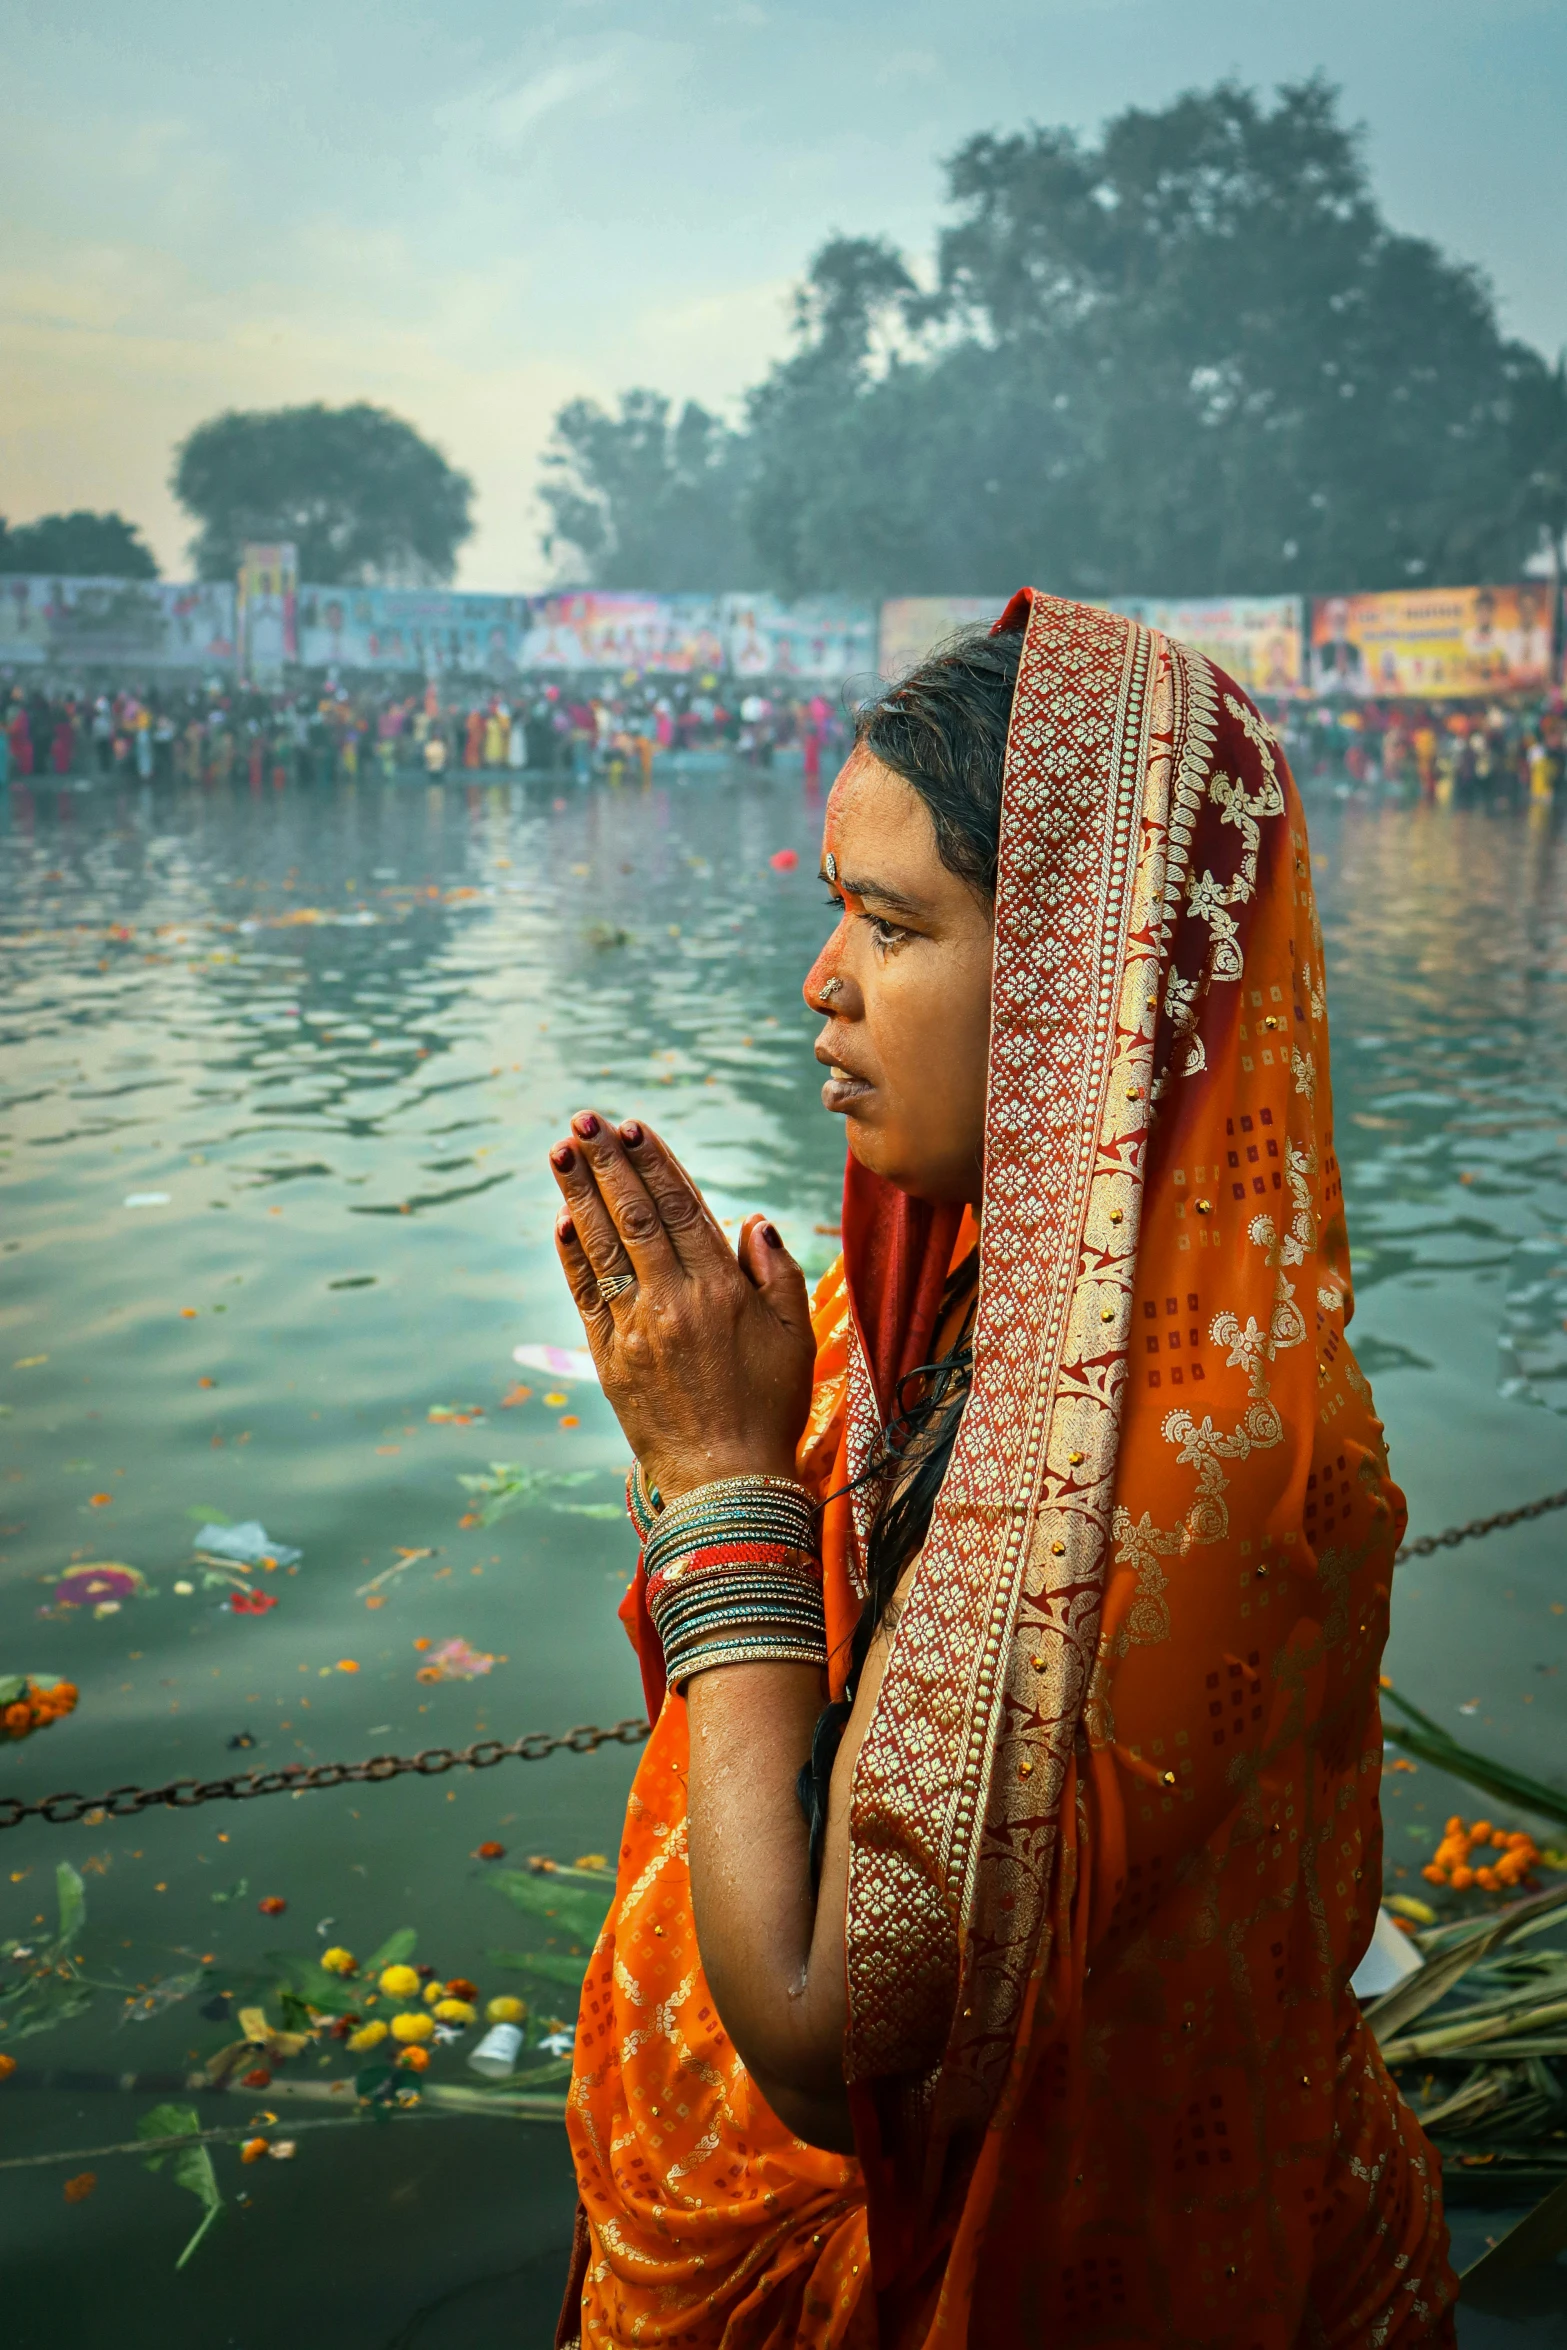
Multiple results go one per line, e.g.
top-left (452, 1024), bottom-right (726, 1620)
top-left (540, 79), bottom-right (1563, 602)
top-left (173, 402), bottom-right (474, 584)
top-left (539, 390), bottom-right (753, 590)
top-left (0, 510), bottom-right (157, 578)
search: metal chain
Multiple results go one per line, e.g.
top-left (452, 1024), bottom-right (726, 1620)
top-left (0, 1716), bottom-right (650, 1834)
top-left (1393, 1485), bottom-right (1567, 1565)
top-left (3, 1484), bottom-right (1563, 1833)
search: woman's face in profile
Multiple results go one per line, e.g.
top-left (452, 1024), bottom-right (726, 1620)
top-left (805, 749), bottom-right (994, 1208)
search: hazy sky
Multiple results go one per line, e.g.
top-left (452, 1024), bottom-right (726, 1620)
top-left (5, 0), bottom-right (1565, 587)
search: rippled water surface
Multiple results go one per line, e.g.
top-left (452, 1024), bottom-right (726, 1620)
top-left (1, 769), bottom-right (1564, 2341)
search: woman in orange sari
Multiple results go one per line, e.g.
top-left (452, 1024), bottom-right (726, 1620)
top-left (546, 592), bottom-right (1458, 2348)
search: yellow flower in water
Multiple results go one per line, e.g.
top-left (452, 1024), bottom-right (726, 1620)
top-left (379, 1964), bottom-right (421, 1999)
top-left (423, 1978), bottom-right (444, 2006)
top-left (320, 1947), bottom-right (357, 1976)
top-left (346, 2020), bottom-right (388, 2052)
top-left (486, 1994), bottom-right (527, 2025)
top-left (433, 1998), bottom-right (476, 2026)
top-left (574, 1854), bottom-right (608, 1871)
top-left (391, 2010), bottom-right (434, 2044)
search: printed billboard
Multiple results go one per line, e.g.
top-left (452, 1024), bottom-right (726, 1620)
top-left (723, 595), bottom-right (877, 681)
top-left (1309, 585), bottom-right (1553, 698)
top-left (295, 587), bottom-right (532, 676)
top-left (237, 543), bottom-right (297, 678)
top-left (0, 576), bottom-right (237, 669)
top-left (877, 596), bottom-right (1008, 679)
top-left (1130, 595), bottom-right (1304, 696)
top-left (519, 593), bottom-right (726, 674)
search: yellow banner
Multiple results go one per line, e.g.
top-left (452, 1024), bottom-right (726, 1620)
top-left (1310, 586), bottom-right (1552, 699)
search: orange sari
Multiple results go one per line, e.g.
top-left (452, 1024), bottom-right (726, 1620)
top-left (560, 593), bottom-right (1458, 2348)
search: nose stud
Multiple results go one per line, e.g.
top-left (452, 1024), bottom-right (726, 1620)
top-left (816, 977), bottom-right (842, 1006)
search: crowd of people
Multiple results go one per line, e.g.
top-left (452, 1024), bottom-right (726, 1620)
top-left (0, 675), bottom-right (854, 790)
top-left (1275, 694), bottom-right (1565, 802)
top-left (1, 672), bottom-right (1563, 803)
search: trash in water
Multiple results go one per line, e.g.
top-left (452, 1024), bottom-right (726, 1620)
top-left (512, 1344), bottom-right (598, 1384)
top-left (122, 1192), bottom-right (171, 1208)
top-left (537, 2029), bottom-right (574, 2056)
top-left (1, 1674), bottom-right (78, 1741)
top-left (356, 1548), bottom-right (433, 1598)
top-left (468, 2021), bottom-right (524, 2078)
top-left (227, 1730), bottom-right (257, 1750)
top-left (428, 1403), bottom-right (485, 1425)
top-left (193, 1521), bottom-right (302, 1570)
top-left (51, 1562), bottom-right (149, 1612)
top-left (416, 1637), bottom-right (495, 1684)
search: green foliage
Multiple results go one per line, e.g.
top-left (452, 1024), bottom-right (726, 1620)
top-left (0, 1863), bottom-right (95, 2042)
top-left (488, 1947), bottom-right (591, 1991)
top-left (361, 1926), bottom-right (418, 1974)
top-left (488, 1869), bottom-right (614, 1947)
top-left (543, 79), bottom-right (1560, 601)
top-left (540, 391), bottom-right (754, 590)
top-left (139, 2103), bottom-right (224, 2269)
top-left (455, 1462), bottom-right (607, 1526)
top-left (172, 402), bottom-right (474, 584)
top-left (0, 511), bottom-right (157, 578)
top-left (1381, 1688), bottom-right (1567, 1828)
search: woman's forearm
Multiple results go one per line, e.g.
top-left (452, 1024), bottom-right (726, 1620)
top-left (684, 1661), bottom-right (853, 2149)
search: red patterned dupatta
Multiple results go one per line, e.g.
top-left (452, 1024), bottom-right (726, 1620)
top-left (834, 590), bottom-right (1453, 2343)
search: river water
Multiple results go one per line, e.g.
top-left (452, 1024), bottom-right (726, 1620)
top-left (1, 763), bottom-right (1564, 2343)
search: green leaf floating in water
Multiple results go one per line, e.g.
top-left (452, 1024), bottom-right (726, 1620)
top-left (487, 1869), bottom-right (614, 1943)
top-left (0, 1863), bottom-right (95, 2042)
top-left (488, 1947), bottom-right (591, 1990)
top-left (139, 2103), bottom-right (224, 2270)
top-left (361, 1926), bottom-right (418, 1974)
top-left (1381, 1687), bottom-right (1567, 1829)
top-left (455, 1463), bottom-right (613, 1528)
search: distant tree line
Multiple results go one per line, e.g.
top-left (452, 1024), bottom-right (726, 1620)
top-left (0, 511), bottom-right (157, 578)
top-left (539, 77), bottom-right (1567, 601)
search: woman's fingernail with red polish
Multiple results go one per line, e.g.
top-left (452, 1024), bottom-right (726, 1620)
top-left (619, 1121), bottom-right (644, 1147)
top-left (572, 1111), bottom-right (600, 1139)
top-left (556, 1213), bottom-right (576, 1243)
top-left (762, 1223), bottom-right (783, 1248)
top-left (550, 1142), bottom-right (576, 1172)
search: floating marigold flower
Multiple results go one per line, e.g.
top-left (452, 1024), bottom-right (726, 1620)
top-left (390, 2010), bottom-right (434, 2044)
top-left (320, 1947), bottom-right (357, 1976)
top-left (433, 1998), bottom-right (476, 2026)
top-left (89, 1494), bottom-right (113, 1508)
top-left (397, 2043), bottom-right (430, 2071)
top-left (486, 1995), bottom-right (526, 2025)
top-left (475, 1841), bottom-right (504, 1861)
top-left (378, 1964), bottom-right (421, 1999)
top-left (242, 2066), bottom-right (272, 2089)
top-left (0, 2052), bottom-right (17, 2082)
top-left (3, 1703), bottom-right (32, 1738)
top-left (240, 2137), bottom-right (269, 2164)
top-left (63, 2172), bottom-right (97, 2203)
top-left (413, 1637), bottom-right (431, 1652)
top-left (444, 1977), bottom-right (479, 2002)
top-left (257, 1896), bottom-right (287, 1916)
top-left (336, 1659), bottom-right (359, 1673)
top-left (346, 2020), bottom-right (388, 2052)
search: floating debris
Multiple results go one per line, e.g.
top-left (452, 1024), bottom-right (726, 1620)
top-left (192, 1521), bottom-right (302, 1570)
top-left (415, 1638), bottom-right (495, 1684)
top-left (1, 1675), bottom-right (78, 1741)
top-left (511, 1344), bottom-right (597, 1384)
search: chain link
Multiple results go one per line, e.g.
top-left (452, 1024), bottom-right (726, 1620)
top-left (1394, 1485), bottom-right (1567, 1565)
top-left (0, 1716), bottom-right (650, 1834)
top-left (3, 1484), bottom-right (1562, 1833)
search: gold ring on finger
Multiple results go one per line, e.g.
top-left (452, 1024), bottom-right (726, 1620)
top-left (597, 1270), bottom-right (638, 1303)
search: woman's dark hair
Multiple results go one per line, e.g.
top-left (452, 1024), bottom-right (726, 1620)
top-left (797, 618), bottom-right (1023, 1875)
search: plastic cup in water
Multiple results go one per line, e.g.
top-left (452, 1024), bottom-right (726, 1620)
top-left (468, 2021), bottom-right (524, 2079)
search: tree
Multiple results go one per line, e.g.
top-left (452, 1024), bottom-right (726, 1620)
top-left (549, 79), bottom-right (1552, 603)
top-left (0, 510), bottom-right (157, 577)
top-left (172, 402), bottom-right (474, 584)
top-left (539, 390), bottom-right (754, 589)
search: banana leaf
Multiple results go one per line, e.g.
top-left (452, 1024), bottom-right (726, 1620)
top-left (487, 1870), bottom-right (614, 1945)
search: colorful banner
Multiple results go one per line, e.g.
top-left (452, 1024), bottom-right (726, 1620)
top-left (295, 587), bottom-right (532, 676)
top-left (1128, 595), bottom-right (1304, 696)
top-left (237, 543), bottom-right (298, 678)
top-left (1309, 586), bottom-right (1554, 698)
top-left (519, 592), bottom-right (726, 674)
top-left (722, 594), bottom-right (876, 681)
top-left (0, 577), bottom-right (236, 669)
top-left (878, 596), bottom-right (1008, 679)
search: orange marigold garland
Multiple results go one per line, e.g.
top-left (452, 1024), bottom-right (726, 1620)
top-left (0, 1673), bottom-right (78, 1740)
